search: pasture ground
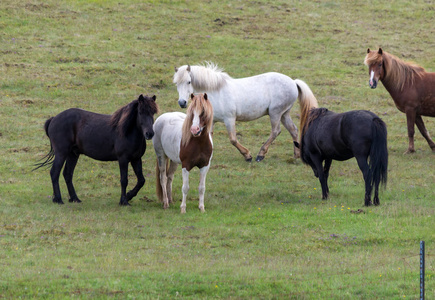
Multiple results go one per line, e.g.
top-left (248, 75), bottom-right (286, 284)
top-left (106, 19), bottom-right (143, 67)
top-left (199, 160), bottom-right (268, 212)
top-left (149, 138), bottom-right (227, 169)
top-left (1, 0), bottom-right (434, 298)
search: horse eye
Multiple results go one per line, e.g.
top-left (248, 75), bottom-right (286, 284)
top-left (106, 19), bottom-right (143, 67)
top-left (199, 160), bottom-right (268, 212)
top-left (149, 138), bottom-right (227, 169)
top-left (378, 63), bottom-right (382, 67)
top-left (187, 81), bottom-right (191, 85)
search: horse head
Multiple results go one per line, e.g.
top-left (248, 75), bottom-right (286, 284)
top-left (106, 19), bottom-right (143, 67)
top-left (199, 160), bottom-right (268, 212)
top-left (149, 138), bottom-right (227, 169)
top-left (189, 93), bottom-right (212, 137)
top-left (137, 94), bottom-right (158, 140)
top-left (365, 48), bottom-right (385, 89)
top-left (174, 65), bottom-right (193, 108)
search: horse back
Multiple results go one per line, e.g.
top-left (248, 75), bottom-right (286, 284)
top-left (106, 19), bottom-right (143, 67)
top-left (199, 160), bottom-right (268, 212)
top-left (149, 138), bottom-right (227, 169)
top-left (152, 112), bottom-right (185, 164)
top-left (303, 110), bottom-right (377, 161)
top-left (48, 109), bottom-right (119, 161)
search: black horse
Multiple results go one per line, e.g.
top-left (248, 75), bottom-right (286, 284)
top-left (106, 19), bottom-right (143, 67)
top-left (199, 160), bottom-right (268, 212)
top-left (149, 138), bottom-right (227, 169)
top-left (295, 108), bottom-right (388, 206)
top-left (34, 94), bottom-right (158, 206)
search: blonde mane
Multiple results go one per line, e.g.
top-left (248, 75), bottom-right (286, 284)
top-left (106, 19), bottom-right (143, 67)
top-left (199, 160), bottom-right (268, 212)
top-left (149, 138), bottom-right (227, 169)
top-left (174, 62), bottom-right (231, 91)
top-left (181, 94), bottom-right (214, 147)
top-left (364, 50), bottom-right (425, 91)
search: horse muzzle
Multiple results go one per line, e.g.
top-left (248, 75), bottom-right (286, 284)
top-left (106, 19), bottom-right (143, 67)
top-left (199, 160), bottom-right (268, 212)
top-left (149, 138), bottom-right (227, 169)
top-left (191, 126), bottom-right (203, 137)
top-left (369, 80), bottom-right (377, 89)
top-left (178, 99), bottom-right (187, 108)
top-left (144, 131), bottom-right (154, 140)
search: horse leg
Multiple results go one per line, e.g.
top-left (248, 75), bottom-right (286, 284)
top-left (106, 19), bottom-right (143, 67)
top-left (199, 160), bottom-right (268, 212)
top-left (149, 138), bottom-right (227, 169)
top-left (63, 153), bottom-right (81, 203)
top-left (281, 112), bottom-right (300, 158)
top-left (311, 156), bottom-right (328, 199)
top-left (224, 118), bottom-right (252, 162)
top-left (180, 168), bottom-right (190, 213)
top-left (157, 156), bottom-right (170, 209)
top-left (50, 153), bottom-right (67, 204)
top-left (256, 115), bottom-right (281, 162)
top-left (118, 159), bottom-right (130, 206)
top-left (415, 115), bottom-right (435, 152)
top-left (373, 176), bottom-right (381, 206)
top-left (323, 158), bottom-right (332, 196)
top-left (355, 156), bottom-right (372, 206)
top-left (166, 160), bottom-right (178, 204)
top-left (404, 109), bottom-right (416, 154)
top-left (198, 165), bottom-right (210, 213)
top-left (126, 158), bottom-right (145, 202)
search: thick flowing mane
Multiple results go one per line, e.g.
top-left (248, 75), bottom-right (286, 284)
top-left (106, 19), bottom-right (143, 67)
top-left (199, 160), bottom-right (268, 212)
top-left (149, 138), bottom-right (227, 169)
top-left (110, 95), bottom-right (158, 136)
top-left (364, 50), bottom-right (425, 91)
top-left (181, 94), bottom-right (213, 146)
top-left (174, 62), bottom-right (231, 91)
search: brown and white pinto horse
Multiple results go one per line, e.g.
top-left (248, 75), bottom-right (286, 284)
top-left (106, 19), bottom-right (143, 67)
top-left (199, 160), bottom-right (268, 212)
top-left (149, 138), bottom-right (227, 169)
top-left (153, 93), bottom-right (213, 213)
top-left (365, 48), bottom-right (435, 153)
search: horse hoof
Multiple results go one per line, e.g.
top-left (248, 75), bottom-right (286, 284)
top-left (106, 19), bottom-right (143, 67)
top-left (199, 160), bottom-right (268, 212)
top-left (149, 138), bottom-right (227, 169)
top-left (199, 207), bottom-right (205, 213)
top-left (256, 156), bottom-right (264, 162)
top-left (403, 149), bottom-right (415, 154)
top-left (181, 207), bottom-right (186, 214)
top-left (69, 198), bottom-right (82, 203)
top-left (53, 198), bottom-right (64, 205)
top-left (119, 202), bottom-right (131, 206)
top-left (245, 157), bottom-right (252, 162)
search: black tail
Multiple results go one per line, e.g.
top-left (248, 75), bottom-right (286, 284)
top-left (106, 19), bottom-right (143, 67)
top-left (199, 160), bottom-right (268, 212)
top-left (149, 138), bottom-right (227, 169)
top-left (33, 117), bottom-right (54, 171)
top-left (368, 118), bottom-right (388, 190)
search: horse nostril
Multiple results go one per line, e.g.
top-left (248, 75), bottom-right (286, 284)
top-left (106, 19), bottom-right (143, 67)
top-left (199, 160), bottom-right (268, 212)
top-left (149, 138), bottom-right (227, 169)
top-left (178, 99), bottom-right (187, 108)
top-left (145, 132), bottom-right (154, 140)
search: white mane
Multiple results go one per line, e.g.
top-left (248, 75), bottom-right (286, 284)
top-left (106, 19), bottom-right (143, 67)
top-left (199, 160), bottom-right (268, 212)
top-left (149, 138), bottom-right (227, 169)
top-left (173, 62), bottom-right (231, 92)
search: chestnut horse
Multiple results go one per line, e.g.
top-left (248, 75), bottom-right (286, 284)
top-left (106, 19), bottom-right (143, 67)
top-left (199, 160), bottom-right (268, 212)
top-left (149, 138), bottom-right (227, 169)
top-left (153, 93), bottom-right (213, 213)
top-left (34, 95), bottom-right (158, 205)
top-left (365, 48), bottom-right (435, 153)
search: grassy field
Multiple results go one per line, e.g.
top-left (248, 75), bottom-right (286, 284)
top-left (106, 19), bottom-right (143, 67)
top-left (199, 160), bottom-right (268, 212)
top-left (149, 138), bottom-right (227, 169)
top-left (1, 0), bottom-right (434, 298)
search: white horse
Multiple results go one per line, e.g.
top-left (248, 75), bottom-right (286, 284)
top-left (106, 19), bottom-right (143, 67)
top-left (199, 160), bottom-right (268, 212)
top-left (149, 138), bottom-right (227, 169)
top-left (173, 62), bottom-right (318, 162)
top-left (153, 93), bottom-right (213, 213)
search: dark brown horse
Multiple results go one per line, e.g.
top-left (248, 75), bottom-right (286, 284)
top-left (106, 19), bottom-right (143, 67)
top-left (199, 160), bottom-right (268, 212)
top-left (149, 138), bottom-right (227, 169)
top-left (153, 93), bottom-right (213, 213)
top-left (365, 48), bottom-right (435, 153)
top-left (34, 94), bottom-right (158, 205)
top-left (294, 88), bottom-right (388, 206)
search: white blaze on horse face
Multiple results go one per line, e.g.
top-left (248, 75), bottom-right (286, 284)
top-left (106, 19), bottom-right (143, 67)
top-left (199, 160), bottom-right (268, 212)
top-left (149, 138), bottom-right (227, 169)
top-left (177, 76), bottom-right (194, 108)
top-left (190, 109), bottom-right (202, 136)
top-left (370, 70), bottom-right (375, 85)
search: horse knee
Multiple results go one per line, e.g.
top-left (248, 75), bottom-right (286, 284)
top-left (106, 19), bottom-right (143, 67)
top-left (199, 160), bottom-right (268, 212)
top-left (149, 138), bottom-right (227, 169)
top-left (120, 177), bottom-right (128, 188)
top-left (182, 183), bottom-right (189, 195)
top-left (198, 184), bottom-right (206, 196)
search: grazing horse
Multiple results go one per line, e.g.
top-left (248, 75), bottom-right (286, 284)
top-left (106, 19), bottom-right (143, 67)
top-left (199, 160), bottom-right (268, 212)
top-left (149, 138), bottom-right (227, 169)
top-left (153, 93), bottom-right (213, 213)
top-left (173, 62), bottom-right (318, 162)
top-left (365, 48), bottom-right (435, 153)
top-left (294, 96), bottom-right (388, 206)
top-left (34, 95), bottom-right (158, 206)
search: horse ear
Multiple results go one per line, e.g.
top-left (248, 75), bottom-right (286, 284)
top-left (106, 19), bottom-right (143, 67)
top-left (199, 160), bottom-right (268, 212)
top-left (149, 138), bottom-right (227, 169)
top-left (204, 93), bottom-right (208, 100)
top-left (138, 94), bottom-right (144, 102)
top-left (378, 48), bottom-right (383, 55)
top-left (152, 95), bottom-right (156, 101)
top-left (187, 65), bottom-right (191, 72)
top-left (293, 141), bottom-right (300, 149)
top-left (190, 93), bottom-right (195, 99)
top-left (174, 66), bottom-right (178, 72)
top-left (367, 48), bottom-right (370, 53)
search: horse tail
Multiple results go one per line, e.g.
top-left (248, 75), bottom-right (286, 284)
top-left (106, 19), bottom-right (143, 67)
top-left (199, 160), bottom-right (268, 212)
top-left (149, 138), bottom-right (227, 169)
top-left (294, 79), bottom-right (319, 138)
top-left (33, 117), bottom-right (55, 171)
top-left (155, 158), bottom-right (169, 202)
top-left (369, 117), bottom-right (388, 189)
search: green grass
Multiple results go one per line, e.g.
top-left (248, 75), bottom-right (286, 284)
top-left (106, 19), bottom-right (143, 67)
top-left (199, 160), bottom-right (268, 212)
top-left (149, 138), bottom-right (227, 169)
top-left (1, 0), bottom-right (434, 298)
